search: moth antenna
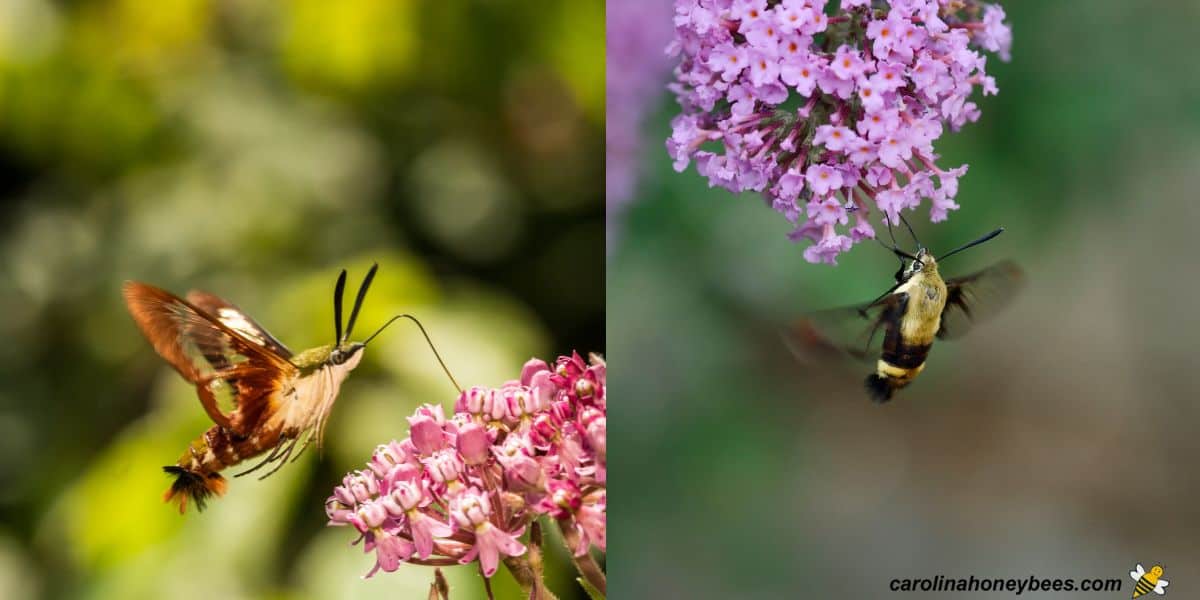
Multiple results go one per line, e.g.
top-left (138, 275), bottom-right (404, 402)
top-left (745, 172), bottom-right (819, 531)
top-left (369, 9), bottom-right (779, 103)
top-left (364, 314), bottom-right (462, 394)
top-left (938, 227), bottom-right (1005, 262)
top-left (344, 262), bottom-right (378, 342)
top-left (333, 269), bottom-right (347, 345)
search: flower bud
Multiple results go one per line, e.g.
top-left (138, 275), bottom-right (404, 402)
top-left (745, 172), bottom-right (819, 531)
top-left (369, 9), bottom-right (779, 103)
top-left (581, 410), bottom-right (606, 459)
top-left (456, 386), bottom-right (491, 415)
top-left (326, 497), bottom-right (353, 524)
top-left (408, 414), bottom-right (446, 455)
top-left (455, 422), bottom-right (490, 465)
top-left (574, 377), bottom-right (596, 401)
top-left (528, 370), bottom-right (556, 412)
top-left (369, 441), bottom-right (408, 478)
top-left (391, 479), bottom-right (426, 512)
top-left (345, 471), bottom-right (379, 503)
top-left (488, 387), bottom-right (507, 422)
top-left (529, 412), bottom-right (559, 448)
top-left (450, 488), bottom-right (491, 528)
top-left (502, 454), bottom-right (545, 491)
top-left (353, 499), bottom-right (389, 531)
top-left (519, 358), bottom-right (549, 386)
top-left (423, 448), bottom-right (464, 484)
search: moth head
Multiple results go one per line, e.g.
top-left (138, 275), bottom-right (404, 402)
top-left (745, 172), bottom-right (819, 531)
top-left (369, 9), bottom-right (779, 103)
top-left (329, 341), bottom-right (366, 367)
top-left (913, 248), bottom-right (937, 274)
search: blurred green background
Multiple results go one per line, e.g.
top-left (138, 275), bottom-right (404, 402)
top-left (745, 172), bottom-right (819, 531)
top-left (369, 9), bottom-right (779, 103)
top-left (611, 1), bottom-right (1200, 598)
top-left (0, 0), bottom-right (602, 598)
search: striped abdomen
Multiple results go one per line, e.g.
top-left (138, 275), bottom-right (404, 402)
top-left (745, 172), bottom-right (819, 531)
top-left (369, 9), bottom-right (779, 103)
top-left (163, 423), bottom-right (284, 513)
top-left (1133, 575), bottom-right (1155, 598)
top-left (864, 273), bottom-right (946, 403)
top-left (865, 342), bottom-right (932, 403)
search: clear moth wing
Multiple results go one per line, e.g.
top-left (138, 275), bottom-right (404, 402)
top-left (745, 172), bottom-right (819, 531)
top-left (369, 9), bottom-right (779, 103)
top-left (784, 292), bottom-right (906, 364)
top-left (186, 290), bottom-right (294, 359)
top-left (123, 282), bottom-right (297, 435)
top-left (937, 260), bottom-right (1024, 340)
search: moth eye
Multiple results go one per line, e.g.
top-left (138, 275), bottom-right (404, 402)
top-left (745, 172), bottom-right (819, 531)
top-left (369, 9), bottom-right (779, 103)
top-left (331, 350), bottom-right (345, 365)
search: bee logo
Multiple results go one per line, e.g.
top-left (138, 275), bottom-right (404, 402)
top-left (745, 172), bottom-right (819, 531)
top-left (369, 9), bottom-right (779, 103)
top-left (1130, 563), bottom-right (1169, 598)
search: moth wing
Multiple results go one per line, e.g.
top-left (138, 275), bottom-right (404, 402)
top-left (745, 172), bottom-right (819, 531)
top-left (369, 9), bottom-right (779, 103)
top-left (937, 260), bottom-right (1024, 340)
top-left (784, 292), bottom-right (907, 364)
top-left (186, 290), bottom-right (294, 359)
top-left (1130, 565), bottom-right (1145, 581)
top-left (1155, 579), bottom-right (1168, 592)
top-left (124, 282), bottom-right (297, 436)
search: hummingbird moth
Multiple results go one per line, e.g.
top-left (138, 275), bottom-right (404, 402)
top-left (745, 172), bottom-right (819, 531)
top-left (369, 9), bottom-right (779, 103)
top-left (785, 223), bottom-right (1022, 403)
top-left (125, 264), bottom-right (409, 513)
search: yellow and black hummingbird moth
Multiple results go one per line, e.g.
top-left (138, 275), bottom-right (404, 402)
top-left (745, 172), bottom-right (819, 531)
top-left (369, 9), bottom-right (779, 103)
top-left (785, 223), bottom-right (1023, 403)
top-left (124, 264), bottom-right (437, 513)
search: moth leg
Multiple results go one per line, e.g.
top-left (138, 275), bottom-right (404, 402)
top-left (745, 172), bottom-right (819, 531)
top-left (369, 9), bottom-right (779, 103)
top-left (288, 434), bottom-right (316, 464)
top-left (233, 435), bottom-right (290, 478)
top-left (257, 436), bottom-right (302, 480)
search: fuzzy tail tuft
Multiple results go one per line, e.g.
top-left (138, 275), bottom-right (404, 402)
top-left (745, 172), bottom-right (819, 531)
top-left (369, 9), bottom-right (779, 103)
top-left (162, 466), bottom-right (227, 514)
top-left (863, 374), bottom-right (895, 403)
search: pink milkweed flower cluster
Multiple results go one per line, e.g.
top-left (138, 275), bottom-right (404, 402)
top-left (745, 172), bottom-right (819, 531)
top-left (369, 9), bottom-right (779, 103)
top-left (326, 353), bottom-right (606, 580)
top-left (666, 0), bottom-right (1012, 264)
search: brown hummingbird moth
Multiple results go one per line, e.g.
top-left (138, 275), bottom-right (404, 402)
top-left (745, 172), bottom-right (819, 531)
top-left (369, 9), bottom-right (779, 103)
top-left (124, 264), bottom-right (454, 513)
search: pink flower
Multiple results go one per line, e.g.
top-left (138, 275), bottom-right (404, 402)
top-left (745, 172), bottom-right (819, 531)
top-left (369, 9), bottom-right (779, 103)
top-left (743, 18), bottom-right (781, 50)
top-left (747, 50), bottom-right (781, 88)
top-left (813, 125), bottom-right (858, 153)
top-left (575, 489), bottom-right (607, 554)
top-left (495, 436), bottom-right (546, 492)
top-left (709, 43), bottom-right (748, 82)
top-left (978, 5), bottom-right (1013, 62)
top-left (666, 0), bottom-right (1013, 264)
top-left (326, 352), bottom-right (606, 585)
top-left (780, 52), bottom-right (822, 96)
top-left (866, 15), bottom-right (903, 57)
top-left (803, 230), bottom-right (853, 265)
top-left (805, 164), bottom-right (843, 196)
top-left (366, 531), bottom-right (416, 577)
top-left (877, 133), bottom-right (912, 168)
top-left (850, 214), bottom-right (876, 241)
top-left (875, 187), bottom-right (910, 224)
top-left (408, 510), bottom-right (454, 559)
top-left (829, 45), bottom-right (869, 80)
top-left (809, 197), bottom-right (849, 227)
top-left (455, 386), bottom-right (492, 416)
top-left (455, 421), bottom-right (491, 465)
top-left (451, 489), bottom-right (527, 577)
top-left (930, 189), bottom-right (960, 223)
top-left (422, 448), bottom-right (464, 487)
top-left (407, 411), bottom-right (448, 455)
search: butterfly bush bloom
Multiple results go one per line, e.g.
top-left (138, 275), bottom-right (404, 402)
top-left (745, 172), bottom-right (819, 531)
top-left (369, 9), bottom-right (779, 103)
top-left (607, 0), bottom-right (676, 250)
top-left (326, 353), bottom-right (607, 585)
top-left (667, 0), bottom-right (1012, 264)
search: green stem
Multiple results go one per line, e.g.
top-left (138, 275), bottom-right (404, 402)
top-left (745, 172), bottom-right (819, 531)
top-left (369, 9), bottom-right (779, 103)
top-left (503, 554), bottom-right (559, 600)
top-left (556, 518), bottom-right (606, 596)
top-left (503, 523), bottom-right (559, 600)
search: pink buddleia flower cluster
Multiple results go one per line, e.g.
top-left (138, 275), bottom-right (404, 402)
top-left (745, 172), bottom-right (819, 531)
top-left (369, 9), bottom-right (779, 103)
top-left (666, 0), bottom-right (1012, 264)
top-left (326, 353), bottom-right (606, 579)
top-left (607, 0), bottom-right (675, 251)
